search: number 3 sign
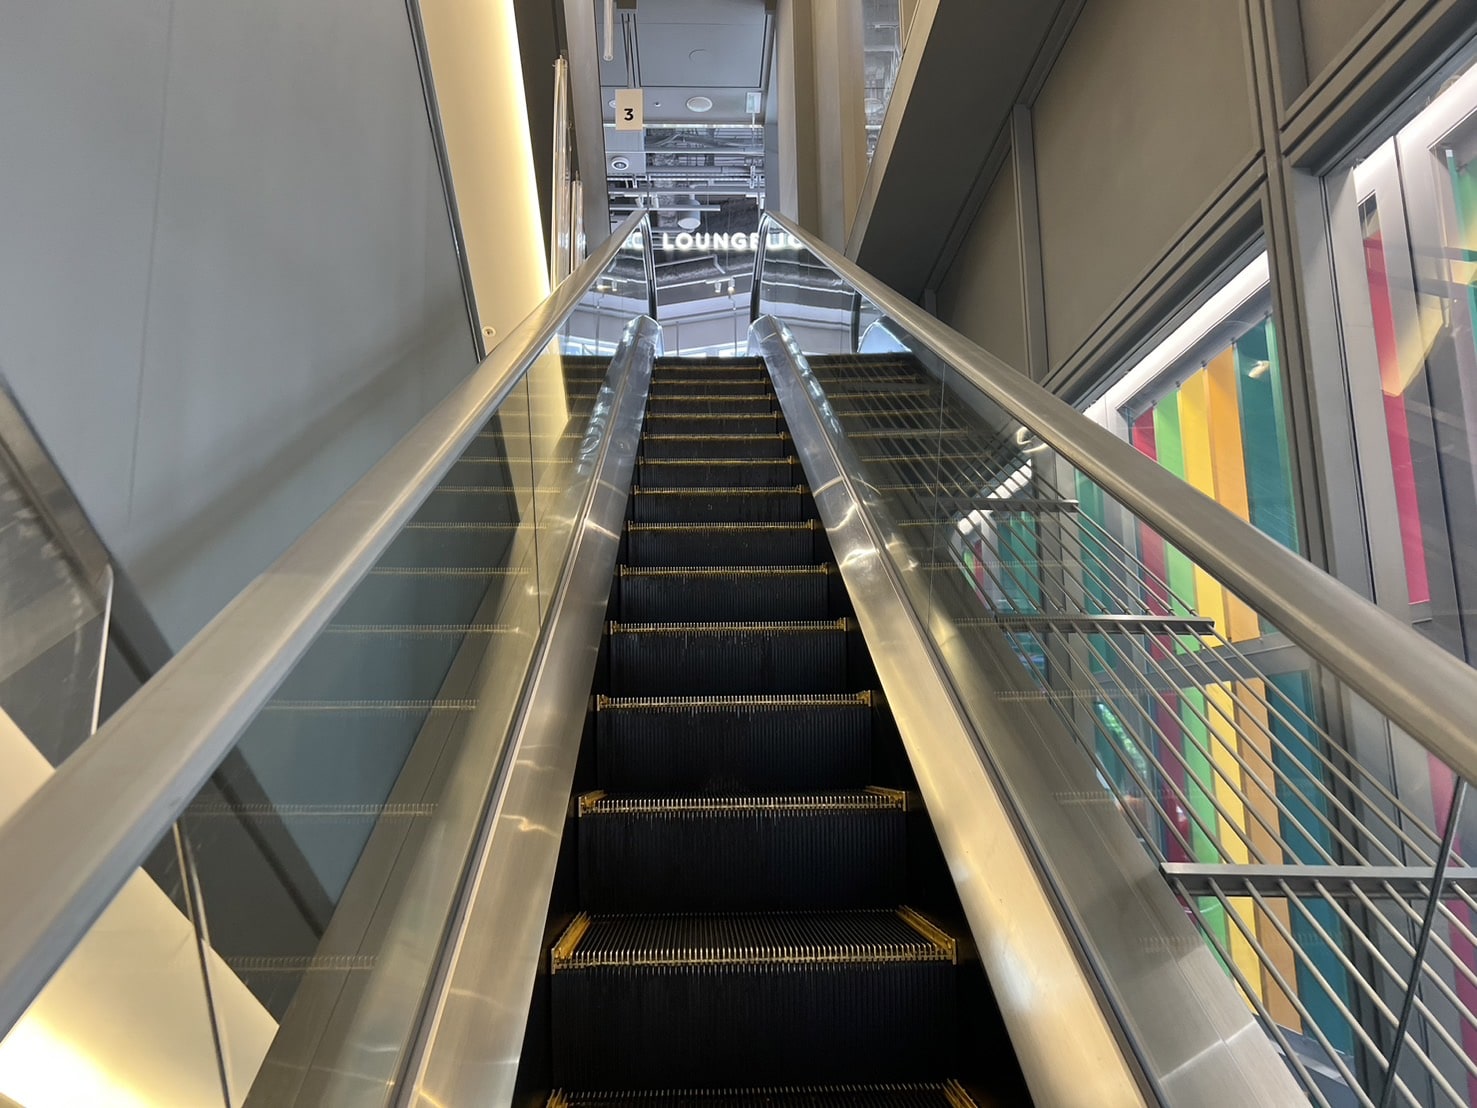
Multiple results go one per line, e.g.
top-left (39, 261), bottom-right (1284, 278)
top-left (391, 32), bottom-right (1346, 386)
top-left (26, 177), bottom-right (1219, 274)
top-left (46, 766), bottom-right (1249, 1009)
top-left (614, 88), bottom-right (643, 131)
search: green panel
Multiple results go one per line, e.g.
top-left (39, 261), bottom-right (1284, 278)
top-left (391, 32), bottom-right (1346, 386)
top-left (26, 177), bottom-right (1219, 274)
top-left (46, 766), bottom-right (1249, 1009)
top-left (1178, 687), bottom-right (1219, 864)
top-left (1447, 150), bottom-right (1477, 365)
top-left (1235, 320), bottom-right (1299, 553)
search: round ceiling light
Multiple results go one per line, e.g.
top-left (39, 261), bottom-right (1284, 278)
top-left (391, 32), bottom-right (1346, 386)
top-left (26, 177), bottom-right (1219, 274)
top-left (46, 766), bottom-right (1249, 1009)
top-left (677, 214), bottom-right (702, 230)
top-left (685, 95), bottom-right (714, 113)
top-left (609, 156), bottom-right (631, 171)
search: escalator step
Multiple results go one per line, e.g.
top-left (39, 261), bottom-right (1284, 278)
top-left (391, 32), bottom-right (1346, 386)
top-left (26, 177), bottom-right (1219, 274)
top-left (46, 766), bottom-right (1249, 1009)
top-left (643, 412), bottom-right (783, 435)
top-left (623, 521), bottom-right (824, 567)
top-left (595, 693), bottom-right (872, 793)
top-left (547, 1082), bottom-right (979, 1107)
top-left (650, 371), bottom-right (770, 386)
top-left (635, 459), bottom-right (801, 489)
top-left (550, 909), bottom-right (956, 1087)
top-left (648, 379), bottom-right (772, 397)
top-left (577, 789), bottom-right (907, 911)
top-left (617, 565), bottom-right (830, 622)
top-left (608, 619), bottom-right (850, 696)
top-left (647, 394), bottom-right (775, 415)
top-left (640, 433), bottom-right (791, 460)
top-left (630, 486), bottom-right (809, 522)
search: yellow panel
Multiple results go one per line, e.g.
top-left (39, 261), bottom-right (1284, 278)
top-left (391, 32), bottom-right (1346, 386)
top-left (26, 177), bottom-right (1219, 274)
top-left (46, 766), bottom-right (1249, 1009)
top-left (1235, 680), bottom-right (1302, 1031)
top-left (1176, 371), bottom-right (1229, 643)
top-left (1205, 352), bottom-right (1259, 641)
top-left (1205, 684), bottom-right (1262, 992)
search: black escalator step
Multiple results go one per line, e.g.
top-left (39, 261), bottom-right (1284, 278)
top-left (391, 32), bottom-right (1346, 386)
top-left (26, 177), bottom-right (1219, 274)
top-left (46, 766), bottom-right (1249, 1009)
top-left (648, 379), bottom-right (772, 397)
top-left (607, 619), bottom-right (849, 695)
top-left (596, 692), bottom-right (872, 792)
top-left (630, 486), bottom-right (809, 523)
top-left (643, 411), bottom-right (782, 435)
top-left (618, 565), bottom-right (831, 622)
top-left (548, 1081), bottom-right (980, 1107)
top-left (654, 357), bottom-right (764, 368)
top-left (549, 909), bottom-right (957, 1087)
top-left (624, 521), bottom-right (824, 567)
top-left (647, 394), bottom-right (774, 415)
top-left (640, 433), bottom-right (790, 460)
top-left (650, 371), bottom-right (770, 386)
top-left (636, 458), bottom-right (800, 489)
top-left (578, 789), bottom-right (907, 911)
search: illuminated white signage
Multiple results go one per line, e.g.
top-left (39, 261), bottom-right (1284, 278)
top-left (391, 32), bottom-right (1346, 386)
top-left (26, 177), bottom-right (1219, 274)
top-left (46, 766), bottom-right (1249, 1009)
top-left (645, 230), bottom-right (803, 253)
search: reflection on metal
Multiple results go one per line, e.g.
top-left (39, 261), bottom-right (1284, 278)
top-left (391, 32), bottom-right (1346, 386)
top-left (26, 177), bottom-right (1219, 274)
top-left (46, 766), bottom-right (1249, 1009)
top-left (402, 317), bottom-right (660, 1107)
top-left (404, 0), bottom-right (483, 357)
top-left (0, 213), bottom-right (654, 1049)
top-left (750, 316), bottom-right (1156, 1108)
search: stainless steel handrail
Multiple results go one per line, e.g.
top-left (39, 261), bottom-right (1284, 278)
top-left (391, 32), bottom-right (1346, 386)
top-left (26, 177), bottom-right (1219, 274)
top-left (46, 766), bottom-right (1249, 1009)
top-left (0, 210), bottom-right (652, 1038)
top-left (751, 209), bottom-right (1477, 789)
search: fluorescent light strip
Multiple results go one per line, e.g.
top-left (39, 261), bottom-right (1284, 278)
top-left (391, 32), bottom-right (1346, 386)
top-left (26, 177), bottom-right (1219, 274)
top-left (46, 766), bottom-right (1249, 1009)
top-left (1087, 252), bottom-right (1269, 426)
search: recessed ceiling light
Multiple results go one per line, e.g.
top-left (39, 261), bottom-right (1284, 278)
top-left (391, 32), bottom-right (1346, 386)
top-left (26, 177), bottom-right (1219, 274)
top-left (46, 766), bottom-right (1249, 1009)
top-left (685, 95), bottom-right (714, 113)
top-left (608, 99), bottom-right (616, 109)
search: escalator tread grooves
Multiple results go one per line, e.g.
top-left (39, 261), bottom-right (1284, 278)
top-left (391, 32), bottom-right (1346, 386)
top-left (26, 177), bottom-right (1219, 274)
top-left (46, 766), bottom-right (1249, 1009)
top-left (550, 909), bottom-right (956, 969)
top-left (579, 789), bottom-right (906, 815)
top-left (547, 1080), bottom-right (978, 1106)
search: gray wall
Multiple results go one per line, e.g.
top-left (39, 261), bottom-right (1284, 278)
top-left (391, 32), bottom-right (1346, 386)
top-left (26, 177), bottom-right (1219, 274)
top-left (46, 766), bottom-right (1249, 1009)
top-left (0, 0), bottom-right (473, 647)
top-left (936, 158), bottom-right (1026, 370)
top-left (1029, 0), bottom-right (1255, 373)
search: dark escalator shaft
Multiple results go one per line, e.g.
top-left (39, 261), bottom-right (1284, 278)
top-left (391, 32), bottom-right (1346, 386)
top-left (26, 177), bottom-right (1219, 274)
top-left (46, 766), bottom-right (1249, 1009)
top-left (538, 357), bottom-right (1026, 1104)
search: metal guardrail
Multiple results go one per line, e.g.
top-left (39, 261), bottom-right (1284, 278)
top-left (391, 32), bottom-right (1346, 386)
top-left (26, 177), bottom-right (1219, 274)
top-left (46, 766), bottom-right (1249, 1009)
top-left (751, 209), bottom-right (1477, 793)
top-left (750, 218), bottom-right (1477, 1104)
top-left (0, 210), bottom-right (655, 1039)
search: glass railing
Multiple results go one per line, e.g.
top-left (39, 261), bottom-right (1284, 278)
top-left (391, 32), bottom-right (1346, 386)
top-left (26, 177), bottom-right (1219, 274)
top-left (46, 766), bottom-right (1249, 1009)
top-left (0, 381), bottom-right (113, 768)
top-left (0, 214), bottom-right (657, 1108)
top-left (754, 211), bottom-right (1477, 1108)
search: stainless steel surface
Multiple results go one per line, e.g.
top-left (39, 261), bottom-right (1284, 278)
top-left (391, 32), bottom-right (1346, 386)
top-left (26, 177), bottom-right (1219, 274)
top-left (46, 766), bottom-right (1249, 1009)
top-left (0, 375), bottom-right (112, 598)
top-left (749, 317), bottom-right (1158, 1108)
top-left (404, 0), bottom-right (484, 358)
top-left (401, 318), bottom-right (659, 1108)
top-left (0, 212), bottom-right (652, 1041)
top-left (753, 209), bottom-right (1477, 792)
top-left (550, 55), bottom-right (572, 286)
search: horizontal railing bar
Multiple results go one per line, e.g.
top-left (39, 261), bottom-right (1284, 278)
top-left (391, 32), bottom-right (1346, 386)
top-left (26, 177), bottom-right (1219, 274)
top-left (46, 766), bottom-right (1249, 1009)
top-left (755, 210), bottom-right (1477, 788)
top-left (0, 211), bottom-right (653, 1040)
top-left (960, 613), bottom-right (1217, 636)
top-left (1163, 863), bottom-right (1477, 897)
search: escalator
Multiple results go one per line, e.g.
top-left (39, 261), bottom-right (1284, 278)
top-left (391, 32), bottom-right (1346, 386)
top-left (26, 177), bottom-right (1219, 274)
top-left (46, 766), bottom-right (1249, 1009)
top-left (8, 208), bottom-right (1477, 1108)
top-left (527, 356), bottom-right (1027, 1104)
